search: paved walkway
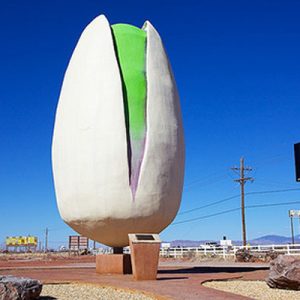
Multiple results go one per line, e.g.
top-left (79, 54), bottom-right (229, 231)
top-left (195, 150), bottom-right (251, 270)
top-left (0, 260), bottom-right (269, 299)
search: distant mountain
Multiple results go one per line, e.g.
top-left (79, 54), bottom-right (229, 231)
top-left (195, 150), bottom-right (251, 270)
top-left (170, 240), bottom-right (210, 247)
top-left (167, 234), bottom-right (300, 247)
top-left (250, 235), bottom-right (300, 245)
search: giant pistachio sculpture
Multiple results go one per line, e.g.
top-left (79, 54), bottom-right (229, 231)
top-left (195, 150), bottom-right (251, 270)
top-left (52, 15), bottom-right (185, 247)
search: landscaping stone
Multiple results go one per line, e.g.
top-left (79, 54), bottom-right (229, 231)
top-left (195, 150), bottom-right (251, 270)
top-left (235, 249), bottom-right (280, 263)
top-left (264, 250), bottom-right (279, 262)
top-left (0, 275), bottom-right (42, 300)
top-left (266, 255), bottom-right (300, 290)
top-left (235, 249), bottom-right (255, 262)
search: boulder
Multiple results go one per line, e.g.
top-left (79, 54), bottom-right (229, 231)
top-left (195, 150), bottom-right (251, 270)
top-left (0, 275), bottom-right (42, 300)
top-left (235, 249), bottom-right (255, 262)
top-left (264, 250), bottom-right (279, 262)
top-left (266, 255), bottom-right (300, 290)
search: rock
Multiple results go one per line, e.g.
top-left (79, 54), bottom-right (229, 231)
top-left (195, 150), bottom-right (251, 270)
top-left (264, 250), bottom-right (279, 262)
top-left (266, 255), bottom-right (300, 290)
top-left (235, 249), bottom-right (255, 262)
top-left (0, 275), bottom-right (42, 300)
top-left (235, 248), bottom-right (279, 263)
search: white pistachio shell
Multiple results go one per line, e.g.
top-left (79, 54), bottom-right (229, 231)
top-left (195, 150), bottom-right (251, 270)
top-left (52, 15), bottom-right (185, 247)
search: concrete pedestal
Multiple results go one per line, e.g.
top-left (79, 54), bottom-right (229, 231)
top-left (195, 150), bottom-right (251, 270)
top-left (96, 254), bottom-right (132, 274)
top-left (129, 234), bottom-right (161, 280)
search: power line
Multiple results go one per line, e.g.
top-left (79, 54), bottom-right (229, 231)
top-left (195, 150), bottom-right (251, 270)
top-left (173, 208), bottom-right (241, 225)
top-left (184, 171), bottom-right (225, 186)
top-left (178, 195), bottom-right (240, 215)
top-left (182, 153), bottom-right (292, 192)
top-left (247, 188), bottom-right (300, 195)
top-left (172, 200), bottom-right (300, 225)
top-left (183, 174), bottom-right (228, 190)
top-left (246, 201), bottom-right (300, 209)
top-left (178, 187), bottom-right (300, 215)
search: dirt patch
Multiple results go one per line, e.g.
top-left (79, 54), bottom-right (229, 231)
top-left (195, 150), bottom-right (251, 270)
top-left (0, 253), bottom-right (95, 268)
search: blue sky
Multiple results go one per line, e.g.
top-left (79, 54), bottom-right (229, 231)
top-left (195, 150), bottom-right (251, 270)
top-left (1, 0), bottom-right (300, 249)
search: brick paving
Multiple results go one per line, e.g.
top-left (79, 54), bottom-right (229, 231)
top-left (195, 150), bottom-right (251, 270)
top-left (0, 258), bottom-right (269, 299)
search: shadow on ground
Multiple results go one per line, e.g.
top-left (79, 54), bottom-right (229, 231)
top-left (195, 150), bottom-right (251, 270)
top-left (158, 266), bottom-right (269, 274)
top-left (157, 276), bottom-right (189, 280)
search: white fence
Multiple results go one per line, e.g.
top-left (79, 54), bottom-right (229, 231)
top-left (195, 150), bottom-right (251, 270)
top-left (92, 244), bottom-right (300, 258)
top-left (159, 244), bottom-right (300, 259)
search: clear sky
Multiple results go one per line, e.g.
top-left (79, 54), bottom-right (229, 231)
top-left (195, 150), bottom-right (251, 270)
top-left (1, 0), bottom-right (300, 249)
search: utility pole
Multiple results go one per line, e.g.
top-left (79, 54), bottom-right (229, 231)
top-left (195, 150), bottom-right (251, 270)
top-left (288, 210), bottom-right (300, 244)
top-left (45, 228), bottom-right (48, 252)
top-left (290, 216), bottom-right (295, 245)
top-left (231, 157), bottom-right (254, 246)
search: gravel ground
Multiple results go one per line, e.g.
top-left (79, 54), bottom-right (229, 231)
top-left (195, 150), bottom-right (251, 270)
top-left (203, 280), bottom-right (300, 300)
top-left (40, 284), bottom-right (156, 300)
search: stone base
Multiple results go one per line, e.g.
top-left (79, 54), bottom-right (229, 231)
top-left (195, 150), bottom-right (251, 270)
top-left (96, 254), bottom-right (132, 274)
top-left (129, 242), bottom-right (160, 280)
